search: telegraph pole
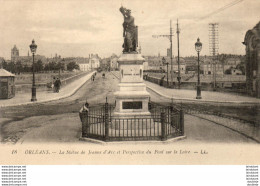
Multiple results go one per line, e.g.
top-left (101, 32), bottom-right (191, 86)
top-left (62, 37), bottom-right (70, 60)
top-left (176, 19), bottom-right (181, 89)
top-left (170, 20), bottom-right (173, 87)
top-left (152, 20), bottom-right (174, 87)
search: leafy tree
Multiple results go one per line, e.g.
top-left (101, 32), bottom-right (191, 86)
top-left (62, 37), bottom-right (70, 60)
top-left (56, 62), bottom-right (65, 71)
top-left (225, 68), bottom-right (231, 74)
top-left (45, 61), bottom-right (57, 71)
top-left (67, 61), bottom-right (79, 71)
top-left (0, 60), bottom-right (7, 69)
top-left (7, 61), bottom-right (15, 73)
top-left (15, 61), bottom-right (23, 74)
top-left (34, 59), bottom-right (44, 72)
top-left (23, 64), bottom-right (31, 72)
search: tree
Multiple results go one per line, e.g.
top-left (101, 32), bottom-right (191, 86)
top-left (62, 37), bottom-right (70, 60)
top-left (56, 62), bottom-right (65, 71)
top-left (1, 60), bottom-right (7, 69)
top-left (225, 68), bottom-right (231, 74)
top-left (34, 59), bottom-right (44, 72)
top-left (7, 61), bottom-right (15, 73)
top-left (15, 61), bottom-right (23, 74)
top-left (44, 61), bottom-right (57, 71)
top-left (44, 63), bottom-right (50, 71)
top-left (23, 64), bottom-right (31, 72)
top-left (67, 61), bottom-right (79, 71)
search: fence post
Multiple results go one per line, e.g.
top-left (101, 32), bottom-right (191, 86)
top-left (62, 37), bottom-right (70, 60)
top-left (170, 106), bottom-right (174, 127)
top-left (148, 97), bottom-right (152, 111)
top-left (180, 109), bottom-right (184, 136)
top-left (161, 111), bottom-right (166, 141)
top-left (105, 99), bottom-right (109, 141)
top-left (170, 98), bottom-right (174, 127)
top-left (81, 112), bottom-right (89, 137)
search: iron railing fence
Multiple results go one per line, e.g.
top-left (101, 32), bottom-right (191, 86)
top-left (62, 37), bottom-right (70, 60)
top-left (81, 101), bottom-right (184, 141)
top-left (88, 103), bottom-right (114, 116)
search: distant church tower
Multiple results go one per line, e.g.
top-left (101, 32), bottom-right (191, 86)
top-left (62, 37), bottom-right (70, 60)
top-left (11, 45), bottom-right (19, 62)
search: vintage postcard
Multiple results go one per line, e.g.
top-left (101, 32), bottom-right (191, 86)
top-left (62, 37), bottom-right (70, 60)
top-left (0, 0), bottom-right (259, 165)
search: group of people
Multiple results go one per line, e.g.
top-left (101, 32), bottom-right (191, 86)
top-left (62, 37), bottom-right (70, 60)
top-left (52, 77), bottom-right (61, 93)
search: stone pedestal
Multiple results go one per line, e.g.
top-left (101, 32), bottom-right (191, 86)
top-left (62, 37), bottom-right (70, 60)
top-left (114, 53), bottom-right (150, 117)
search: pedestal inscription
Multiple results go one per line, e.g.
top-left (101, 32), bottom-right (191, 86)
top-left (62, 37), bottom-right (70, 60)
top-left (122, 101), bottom-right (142, 109)
top-left (114, 53), bottom-right (151, 117)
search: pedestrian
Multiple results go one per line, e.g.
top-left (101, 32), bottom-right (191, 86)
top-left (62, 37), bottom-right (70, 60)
top-left (79, 100), bottom-right (89, 122)
top-left (160, 75), bottom-right (165, 86)
top-left (52, 77), bottom-right (56, 92)
top-left (54, 78), bottom-right (61, 93)
top-left (145, 73), bottom-right (148, 80)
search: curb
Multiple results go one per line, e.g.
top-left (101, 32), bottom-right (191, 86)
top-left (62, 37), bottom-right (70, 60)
top-left (0, 71), bottom-right (96, 108)
top-left (111, 71), bottom-right (259, 104)
top-left (146, 84), bottom-right (259, 105)
top-left (79, 135), bottom-right (187, 145)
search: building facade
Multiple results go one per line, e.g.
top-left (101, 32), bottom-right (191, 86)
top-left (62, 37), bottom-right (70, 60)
top-left (203, 62), bottom-right (223, 75)
top-left (163, 63), bottom-right (186, 74)
top-left (243, 22), bottom-right (260, 98)
top-left (11, 45), bottom-right (19, 62)
top-left (110, 54), bottom-right (119, 70)
top-left (89, 54), bottom-right (100, 69)
top-left (11, 45), bottom-right (46, 64)
top-left (78, 62), bottom-right (90, 71)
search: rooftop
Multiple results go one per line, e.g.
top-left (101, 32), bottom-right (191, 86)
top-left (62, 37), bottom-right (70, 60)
top-left (0, 69), bottom-right (15, 77)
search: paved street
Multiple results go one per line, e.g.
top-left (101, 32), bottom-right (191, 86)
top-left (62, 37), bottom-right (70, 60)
top-left (15, 113), bottom-right (255, 145)
top-left (0, 72), bottom-right (257, 145)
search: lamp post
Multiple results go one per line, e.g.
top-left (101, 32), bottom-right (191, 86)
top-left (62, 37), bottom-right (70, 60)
top-left (195, 38), bottom-right (202, 99)
top-left (162, 57), bottom-right (169, 87)
top-left (30, 39), bottom-right (37, 102)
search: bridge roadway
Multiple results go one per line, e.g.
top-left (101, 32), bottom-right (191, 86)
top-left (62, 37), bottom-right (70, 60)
top-left (0, 72), bottom-right (257, 145)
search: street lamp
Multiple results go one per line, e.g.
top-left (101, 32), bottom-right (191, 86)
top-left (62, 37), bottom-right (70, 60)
top-left (195, 38), bottom-right (202, 99)
top-left (162, 57), bottom-right (169, 87)
top-left (30, 39), bottom-right (37, 101)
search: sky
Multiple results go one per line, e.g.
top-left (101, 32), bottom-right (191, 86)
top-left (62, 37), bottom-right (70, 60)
top-left (0, 0), bottom-right (259, 59)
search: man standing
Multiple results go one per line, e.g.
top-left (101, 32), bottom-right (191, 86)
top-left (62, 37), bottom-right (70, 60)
top-left (54, 78), bottom-right (61, 93)
top-left (79, 100), bottom-right (89, 122)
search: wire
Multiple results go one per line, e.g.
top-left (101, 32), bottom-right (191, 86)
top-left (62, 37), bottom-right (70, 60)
top-left (180, 0), bottom-right (245, 30)
top-left (198, 0), bottom-right (245, 20)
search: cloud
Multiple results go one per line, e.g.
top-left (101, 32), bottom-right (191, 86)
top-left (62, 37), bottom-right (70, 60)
top-left (0, 0), bottom-right (259, 59)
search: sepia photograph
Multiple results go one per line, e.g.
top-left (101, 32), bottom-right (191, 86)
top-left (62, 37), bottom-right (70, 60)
top-left (0, 0), bottom-right (259, 165)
